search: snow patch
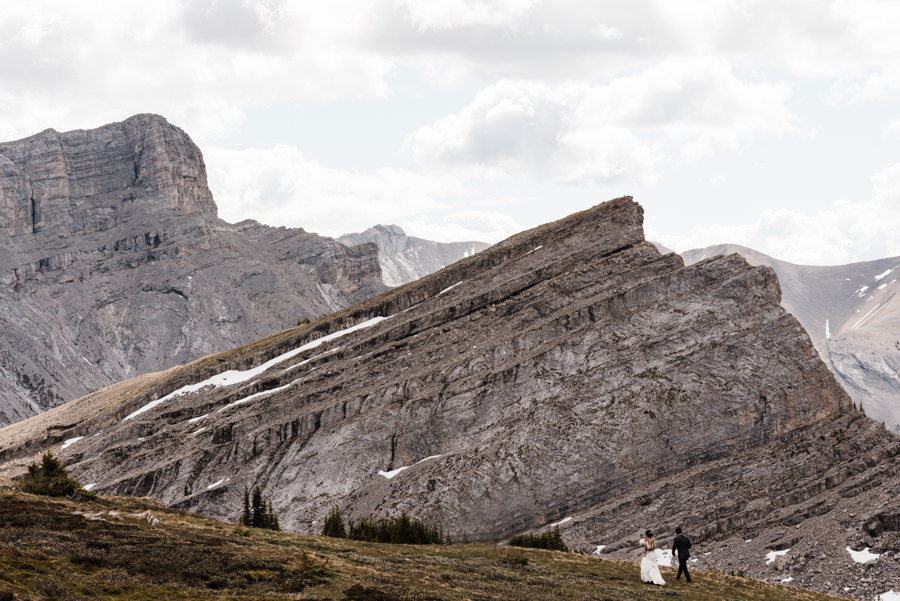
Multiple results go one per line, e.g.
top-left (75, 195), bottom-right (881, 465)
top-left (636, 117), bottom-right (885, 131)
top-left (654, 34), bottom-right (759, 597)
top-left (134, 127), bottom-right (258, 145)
top-left (83, 483), bottom-right (96, 491)
top-left (191, 427), bottom-right (208, 436)
top-left (781, 576), bottom-right (794, 583)
top-left (187, 414), bottom-right (208, 424)
top-left (123, 316), bottom-right (388, 421)
top-left (846, 546), bottom-right (879, 563)
top-left (219, 382), bottom-right (292, 413)
top-left (525, 245), bottom-right (544, 255)
top-left (857, 285), bottom-right (869, 297)
top-left (765, 549), bottom-right (789, 564)
top-left (550, 517), bottom-right (572, 527)
top-left (593, 545), bottom-right (606, 555)
top-left (879, 590), bottom-right (900, 601)
top-left (206, 478), bottom-right (228, 490)
top-left (851, 302), bottom-right (886, 331)
top-left (439, 282), bottom-right (463, 295)
top-left (61, 436), bottom-right (84, 450)
top-left (657, 549), bottom-right (674, 567)
top-left (874, 268), bottom-right (895, 281)
top-left (825, 319), bottom-right (831, 339)
top-left (378, 454), bottom-right (443, 479)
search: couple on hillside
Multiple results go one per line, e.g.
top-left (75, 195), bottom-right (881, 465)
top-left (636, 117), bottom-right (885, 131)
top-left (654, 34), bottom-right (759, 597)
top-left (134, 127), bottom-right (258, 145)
top-left (639, 527), bottom-right (692, 586)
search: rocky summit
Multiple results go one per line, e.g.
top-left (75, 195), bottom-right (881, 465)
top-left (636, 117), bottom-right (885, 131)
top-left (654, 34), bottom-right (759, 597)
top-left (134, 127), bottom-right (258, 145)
top-left (0, 114), bottom-right (386, 426)
top-left (1, 196), bottom-right (898, 598)
top-left (338, 224), bottom-right (490, 287)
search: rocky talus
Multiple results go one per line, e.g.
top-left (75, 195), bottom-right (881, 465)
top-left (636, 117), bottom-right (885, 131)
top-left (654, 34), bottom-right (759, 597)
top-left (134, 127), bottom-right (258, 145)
top-left (0, 114), bottom-right (386, 425)
top-left (338, 224), bottom-right (489, 287)
top-left (1, 196), bottom-right (898, 597)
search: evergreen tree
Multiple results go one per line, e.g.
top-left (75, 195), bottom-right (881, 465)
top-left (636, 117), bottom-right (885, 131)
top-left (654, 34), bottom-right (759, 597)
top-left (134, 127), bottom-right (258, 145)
top-left (20, 452), bottom-right (95, 501)
top-left (238, 485), bottom-right (280, 531)
top-left (322, 506), bottom-right (347, 538)
top-left (508, 526), bottom-right (569, 552)
top-left (251, 486), bottom-right (265, 528)
top-left (266, 500), bottom-right (280, 531)
top-left (240, 486), bottom-right (252, 527)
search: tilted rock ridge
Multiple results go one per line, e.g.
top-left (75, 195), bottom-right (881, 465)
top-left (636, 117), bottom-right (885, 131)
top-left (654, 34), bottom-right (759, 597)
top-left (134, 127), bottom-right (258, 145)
top-left (2, 196), bottom-right (898, 597)
top-left (683, 244), bottom-right (900, 433)
top-left (338, 224), bottom-right (490, 287)
top-left (0, 114), bottom-right (387, 426)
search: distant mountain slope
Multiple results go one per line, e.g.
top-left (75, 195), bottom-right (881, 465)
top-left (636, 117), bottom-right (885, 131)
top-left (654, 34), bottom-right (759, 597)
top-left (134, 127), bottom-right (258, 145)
top-left (4, 197), bottom-right (897, 597)
top-left (683, 244), bottom-right (900, 431)
top-left (338, 224), bottom-right (489, 286)
top-left (0, 114), bottom-right (387, 426)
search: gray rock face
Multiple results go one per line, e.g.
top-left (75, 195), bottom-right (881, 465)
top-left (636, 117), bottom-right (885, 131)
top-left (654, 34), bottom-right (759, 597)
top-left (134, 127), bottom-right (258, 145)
top-left (683, 244), bottom-right (900, 432)
top-left (2, 196), bottom-right (899, 596)
top-left (338, 225), bottom-right (490, 287)
top-left (0, 114), bottom-right (387, 426)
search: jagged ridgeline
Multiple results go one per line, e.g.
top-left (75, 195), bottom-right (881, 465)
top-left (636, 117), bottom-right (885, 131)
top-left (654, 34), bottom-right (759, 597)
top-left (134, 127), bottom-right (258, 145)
top-left (2, 196), bottom-right (899, 597)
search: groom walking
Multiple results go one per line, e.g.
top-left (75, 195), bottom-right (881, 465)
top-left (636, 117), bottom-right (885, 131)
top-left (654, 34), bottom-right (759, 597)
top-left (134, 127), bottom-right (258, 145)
top-left (672, 527), bottom-right (692, 583)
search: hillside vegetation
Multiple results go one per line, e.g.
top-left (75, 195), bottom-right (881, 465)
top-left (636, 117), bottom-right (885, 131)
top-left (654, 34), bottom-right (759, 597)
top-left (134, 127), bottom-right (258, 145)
top-left (0, 489), bottom-right (845, 601)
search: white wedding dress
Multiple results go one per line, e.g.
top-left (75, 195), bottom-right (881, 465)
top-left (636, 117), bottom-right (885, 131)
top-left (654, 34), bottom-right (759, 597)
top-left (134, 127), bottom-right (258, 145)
top-left (640, 539), bottom-right (666, 585)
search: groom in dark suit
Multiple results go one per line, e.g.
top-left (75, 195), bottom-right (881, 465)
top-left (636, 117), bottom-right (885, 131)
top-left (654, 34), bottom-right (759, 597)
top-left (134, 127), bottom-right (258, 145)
top-left (672, 527), bottom-right (692, 583)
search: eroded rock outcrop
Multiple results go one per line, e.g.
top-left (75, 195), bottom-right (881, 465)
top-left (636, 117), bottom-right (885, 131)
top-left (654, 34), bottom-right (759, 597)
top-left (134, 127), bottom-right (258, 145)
top-left (684, 244), bottom-right (900, 432)
top-left (3, 196), bottom-right (898, 597)
top-left (0, 115), bottom-right (387, 425)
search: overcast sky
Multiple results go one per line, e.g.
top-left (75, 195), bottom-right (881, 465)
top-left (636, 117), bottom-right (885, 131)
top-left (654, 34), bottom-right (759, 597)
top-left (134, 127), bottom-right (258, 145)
top-left (2, 1), bottom-right (899, 265)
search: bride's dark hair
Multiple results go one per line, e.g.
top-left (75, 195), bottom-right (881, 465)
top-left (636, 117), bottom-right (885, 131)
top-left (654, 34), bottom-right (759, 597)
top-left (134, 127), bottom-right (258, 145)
top-left (645, 530), bottom-right (653, 538)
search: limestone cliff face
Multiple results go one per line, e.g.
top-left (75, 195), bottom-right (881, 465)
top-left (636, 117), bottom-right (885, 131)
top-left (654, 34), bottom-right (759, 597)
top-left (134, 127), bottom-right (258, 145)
top-left (2, 196), bottom-right (898, 597)
top-left (0, 114), bottom-right (215, 237)
top-left (683, 244), bottom-right (900, 432)
top-left (338, 225), bottom-right (490, 287)
top-left (0, 115), bottom-right (386, 425)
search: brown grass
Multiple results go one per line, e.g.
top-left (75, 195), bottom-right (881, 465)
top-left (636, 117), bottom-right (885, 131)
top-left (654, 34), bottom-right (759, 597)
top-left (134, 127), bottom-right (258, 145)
top-left (0, 489), bottom-right (850, 601)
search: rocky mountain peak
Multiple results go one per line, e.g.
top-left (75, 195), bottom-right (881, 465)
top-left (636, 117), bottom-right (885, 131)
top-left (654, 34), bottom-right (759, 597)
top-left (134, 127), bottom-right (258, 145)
top-left (0, 115), bottom-right (385, 426)
top-left (338, 223), bottom-right (490, 287)
top-left (0, 113), bottom-right (215, 239)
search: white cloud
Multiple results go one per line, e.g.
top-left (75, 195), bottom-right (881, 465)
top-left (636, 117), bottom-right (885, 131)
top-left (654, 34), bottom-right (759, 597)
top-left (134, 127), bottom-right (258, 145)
top-left (0, 1), bottom-right (393, 143)
top-left (203, 145), bottom-right (520, 243)
top-left (883, 119), bottom-right (900, 137)
top-left (405, 59), bottom-right (805, 185)
top-left (658, 162), bottom-right (900, 265)
top-left (392, 0), bottom-right (541, 31)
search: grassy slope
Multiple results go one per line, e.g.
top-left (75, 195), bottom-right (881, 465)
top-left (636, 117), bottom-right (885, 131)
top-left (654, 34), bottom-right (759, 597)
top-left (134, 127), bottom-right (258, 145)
top-left (0, 490), bottom-right (845, 601)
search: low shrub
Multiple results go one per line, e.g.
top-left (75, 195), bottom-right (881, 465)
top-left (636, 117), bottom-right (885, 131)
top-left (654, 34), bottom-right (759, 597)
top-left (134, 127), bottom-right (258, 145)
top-left (19, 452), bottom-right (95, 501)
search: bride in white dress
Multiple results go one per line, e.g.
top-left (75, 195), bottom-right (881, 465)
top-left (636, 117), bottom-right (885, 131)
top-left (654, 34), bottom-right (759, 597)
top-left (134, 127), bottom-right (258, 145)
top-left (640, 530), bottom-right (666, 585)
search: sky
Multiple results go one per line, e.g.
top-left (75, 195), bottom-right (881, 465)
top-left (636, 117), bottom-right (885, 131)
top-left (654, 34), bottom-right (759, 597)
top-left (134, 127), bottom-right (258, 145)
top-left (1, 0), bottom-right (900, 265)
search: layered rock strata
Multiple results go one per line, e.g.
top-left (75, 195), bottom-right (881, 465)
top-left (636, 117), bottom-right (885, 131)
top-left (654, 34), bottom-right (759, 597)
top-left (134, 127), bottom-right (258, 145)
top-left (2, 196), bottom-right (897, 596)
top-left (0, 115), bottom-right (386, 425)
top-left (684, 245), bottom-right (900, 432)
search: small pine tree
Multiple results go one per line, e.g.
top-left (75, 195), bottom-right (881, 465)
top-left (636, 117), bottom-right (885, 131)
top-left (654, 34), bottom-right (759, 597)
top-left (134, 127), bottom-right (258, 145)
top-left (20, 452), bottom-right (95, 501)
top-left (322, 506), bottom-right (347, 538)
top-left (266, 500), bottom-right (280, 531)
top-left (238, 485), bottom-right (280, 531)
top-left (251, 486), bottom-right (265, 528)
top-left (508, 526), bottom-right (569, 552)
top-left (240, 487), bottom-right (252, 527)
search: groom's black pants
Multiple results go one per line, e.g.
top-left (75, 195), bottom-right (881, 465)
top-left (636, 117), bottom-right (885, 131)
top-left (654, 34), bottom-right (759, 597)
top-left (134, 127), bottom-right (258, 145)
top-left (677, 557), bottom-right (691, 582)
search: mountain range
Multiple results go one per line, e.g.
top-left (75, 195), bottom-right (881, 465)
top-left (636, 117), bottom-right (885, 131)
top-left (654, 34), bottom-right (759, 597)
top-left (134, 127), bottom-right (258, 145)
top-left (0, 115), bottom-right (483, 427)
top-left (1, 116), bottom-right (899, 599)
top-left (1, 195), bottom-right (898, 598)
top-left (338, 224), bottom-right (489, 287)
